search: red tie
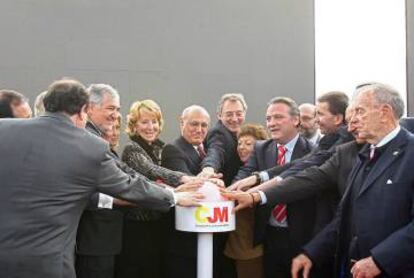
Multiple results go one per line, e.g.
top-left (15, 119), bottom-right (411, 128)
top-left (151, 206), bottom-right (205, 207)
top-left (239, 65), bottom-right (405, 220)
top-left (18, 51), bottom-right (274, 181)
top-left (197, 144), bottom-right (206, 159)
top-left (272, 145), bottom-right (288, 225)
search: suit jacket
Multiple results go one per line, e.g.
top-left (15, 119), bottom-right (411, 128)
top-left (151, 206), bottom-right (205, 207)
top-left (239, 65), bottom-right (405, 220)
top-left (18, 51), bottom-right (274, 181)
top-left (76, 121), bottom-right (124, 256)
top-left (0, 113), bottom-right (174, 278)
top-left (202, 120), bottom-right (242, 186)
top-left (233, 136), bottom-right (315, 253)
top-left (304, 128), bottom-right (414, 277)
top-left (263, 141), bottom-right (361, 235)
top-left (400, 117), bottom-right (414, 134)
top-left (266, 125), bottom-right (353, 179)
top-left (161, 136), bottom-right (202, 258)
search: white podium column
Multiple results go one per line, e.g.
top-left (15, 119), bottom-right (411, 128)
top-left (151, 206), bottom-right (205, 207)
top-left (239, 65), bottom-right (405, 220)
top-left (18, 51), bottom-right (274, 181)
top-left (197, 233), bottom-right (213, 278)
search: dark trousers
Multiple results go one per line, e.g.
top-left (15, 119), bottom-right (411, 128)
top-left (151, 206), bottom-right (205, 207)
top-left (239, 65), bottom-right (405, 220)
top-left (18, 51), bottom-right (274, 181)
top-left (264, 226), bottom-right (293, 278)
top-left (164, 255), bottom-right (196, 278)
top-left (264, 225), bottom-right (332, 278)
top-left (76, 255), bottom-right (115, 278)
top-left (115, 218), bottom-right (167, 278)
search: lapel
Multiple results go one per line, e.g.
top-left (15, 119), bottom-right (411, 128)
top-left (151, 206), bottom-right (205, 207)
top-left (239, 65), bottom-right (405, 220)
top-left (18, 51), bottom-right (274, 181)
top-left (177, 136), bottom-right (201, 171)
top-left (357, 129), bottom-right (407, 197)
top-left (265, 140), bottom-right (278, 167)
top-left (291, 136), bottom-right (307, 160)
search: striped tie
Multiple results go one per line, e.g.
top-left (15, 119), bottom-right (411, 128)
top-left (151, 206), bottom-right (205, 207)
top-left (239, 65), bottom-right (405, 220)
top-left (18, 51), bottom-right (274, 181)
top-left (272, 145), bottom-right (288, 225)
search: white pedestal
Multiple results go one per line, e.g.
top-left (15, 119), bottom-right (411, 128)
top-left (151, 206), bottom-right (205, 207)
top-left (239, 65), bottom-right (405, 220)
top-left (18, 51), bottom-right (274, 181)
top-left (197, 233), bottom-right (213, 278)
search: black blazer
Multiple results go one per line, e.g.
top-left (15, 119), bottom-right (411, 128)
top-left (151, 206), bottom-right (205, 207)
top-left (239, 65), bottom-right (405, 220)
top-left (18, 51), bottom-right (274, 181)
top-left (266, 125), bottom-right (354, 179)
top-left (161, 136), bottom-right (202, 258)
top-left (162, 136), bottom-right (202, 176)
top-left (238, 136), bottom-right (314, 256)
top-left (202, 120), bottom-right (242, 186)
top-left (304, 128), bottom-right (414, 277)
top-left (263, 141), bottom-right (361, 235)
top-left (76, 122), bottom-right (124, 256)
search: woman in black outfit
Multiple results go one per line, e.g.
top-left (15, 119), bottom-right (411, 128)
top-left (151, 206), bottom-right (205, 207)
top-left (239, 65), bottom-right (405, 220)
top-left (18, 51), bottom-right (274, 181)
top-left (115, 100), bottom-right (193, 278)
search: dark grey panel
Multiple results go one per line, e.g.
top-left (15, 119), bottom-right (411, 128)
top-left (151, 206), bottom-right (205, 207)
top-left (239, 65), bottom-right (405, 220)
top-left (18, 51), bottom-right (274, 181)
top-left (0, 0), bottom-right (315, 145)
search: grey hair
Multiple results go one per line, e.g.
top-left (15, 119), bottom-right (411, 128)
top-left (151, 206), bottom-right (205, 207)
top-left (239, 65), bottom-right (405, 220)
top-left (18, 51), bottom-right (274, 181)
top-left (267, 96), bottom-right (300, 117)
top-left (354, 83), bottom-right (404, 119)
top-left (217, 93), bottom-right (247, 115)
top-left (298, 103), bottom-right (317, 117)
top-left (181, 105), bottom-right (210, 121)
top-left (34, 90), bottom-right (48, 116)
top-left (87, 84), bottom-right (119, 105)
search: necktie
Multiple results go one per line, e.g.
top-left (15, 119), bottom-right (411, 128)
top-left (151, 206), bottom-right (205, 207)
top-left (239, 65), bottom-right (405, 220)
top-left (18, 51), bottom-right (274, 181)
top-left (272, 145), bottom-right (288, 225)
top-left (197, 144), bottom-right (206, 159)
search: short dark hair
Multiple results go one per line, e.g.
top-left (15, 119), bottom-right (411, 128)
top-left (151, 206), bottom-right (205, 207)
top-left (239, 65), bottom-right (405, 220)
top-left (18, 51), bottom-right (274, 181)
top-left (0, 90), bottom-right (25, 118)
top-left (317, 91), bottom-right (349, 118)
top-left (44, 79), bottom-right (89, 115)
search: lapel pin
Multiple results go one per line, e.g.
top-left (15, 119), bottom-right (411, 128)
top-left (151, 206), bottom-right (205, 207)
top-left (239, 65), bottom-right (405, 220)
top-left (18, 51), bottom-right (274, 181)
top-left (392, 151), bottom-right (399, 156)
top-left (386, 179), bottom-right (393, 185)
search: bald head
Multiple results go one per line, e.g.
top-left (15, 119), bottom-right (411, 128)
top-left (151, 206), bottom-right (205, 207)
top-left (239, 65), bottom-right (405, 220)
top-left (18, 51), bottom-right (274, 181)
top-left (298, 103), bottom-right (318, 139)
top-left (180, 105), bottom-right (210, 146)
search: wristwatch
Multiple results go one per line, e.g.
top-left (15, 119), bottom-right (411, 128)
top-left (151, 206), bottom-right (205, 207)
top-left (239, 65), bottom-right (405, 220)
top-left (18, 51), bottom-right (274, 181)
top-left (252, 171), bottom-right (262, 186)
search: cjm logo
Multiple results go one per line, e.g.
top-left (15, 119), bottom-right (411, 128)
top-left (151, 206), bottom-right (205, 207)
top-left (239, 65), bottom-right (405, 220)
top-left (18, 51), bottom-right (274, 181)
top-left (195, 206), bottom-right (229, 224)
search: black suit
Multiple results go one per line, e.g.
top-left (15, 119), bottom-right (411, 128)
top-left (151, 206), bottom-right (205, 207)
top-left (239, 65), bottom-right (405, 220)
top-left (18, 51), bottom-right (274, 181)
top-left (264, 141), bottom-right (360, 244)
top-left (161, 136), bottom-right (202, 278)
top-left (235, 135), bottom-right (315, 278)
top-left (75, 122), bottom-right (125, 278)
top-left (266, 125), bottom-right (353, 179)
top-left (263, 141), bottom-right (361, 205)
top-left (304, 128), bottom-right (414, 277)
top-left (260, 141), bottom-right (360, 277)
top-left (202, 120), bottom-right (242, 186)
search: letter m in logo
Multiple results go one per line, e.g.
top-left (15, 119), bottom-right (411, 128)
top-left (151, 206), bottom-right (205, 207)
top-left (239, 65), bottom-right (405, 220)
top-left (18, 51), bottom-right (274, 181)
top-left (207, 207), bottom-right (228, 223)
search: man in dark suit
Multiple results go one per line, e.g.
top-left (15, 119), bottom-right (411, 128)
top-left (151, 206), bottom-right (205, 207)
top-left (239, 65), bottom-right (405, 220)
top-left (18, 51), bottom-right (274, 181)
top-left (0, 89), bottom-right (32, 118)
top-left (75, 84), bottom-right (128, 278)
top-left (233, 97), bottom-right (314, 278)
top-left (199, 93), bottom-right (247, 186)
top-left (231, 91), bottom-right (352, 191)
top-left (228, 112), bottom-right (414, 211)
top-left (0, 79), bottom-right (202, 278)
top-left (161, 105), bottom-right (211, 278)
top-left (288, 83), bottom-right (414, 278)
top-left (197, 93), bottom-right (248, 277)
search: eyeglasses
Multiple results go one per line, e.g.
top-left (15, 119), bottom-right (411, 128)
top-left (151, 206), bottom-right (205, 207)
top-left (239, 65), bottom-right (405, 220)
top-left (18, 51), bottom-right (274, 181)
top-left (188, 121), bottom-right (209, 128)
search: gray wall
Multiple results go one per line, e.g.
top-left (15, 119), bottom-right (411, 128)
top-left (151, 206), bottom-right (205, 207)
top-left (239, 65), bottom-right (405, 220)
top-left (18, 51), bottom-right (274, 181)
top-left (407, 0), bottom-right (414, 116)
top-left (0, 0), bottom-right (315, 145)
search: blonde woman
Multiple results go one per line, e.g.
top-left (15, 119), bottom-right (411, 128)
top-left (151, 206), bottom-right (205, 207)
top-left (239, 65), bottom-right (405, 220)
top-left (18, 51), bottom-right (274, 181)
top-left (116, 100), bottom-right (192, 278)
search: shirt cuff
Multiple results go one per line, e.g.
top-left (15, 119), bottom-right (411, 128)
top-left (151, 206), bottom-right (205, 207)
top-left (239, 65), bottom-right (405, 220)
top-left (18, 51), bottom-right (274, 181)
top-left (98, 193), bottom-right (113, 209)
top-left (165, 187), bottom-right (177, 206)
top-left (275, 176), bottom-right (283, 182)
top-left (259, 171), bottom-right (270, 182)
top-left (258, 191), bottom-right (267, 205)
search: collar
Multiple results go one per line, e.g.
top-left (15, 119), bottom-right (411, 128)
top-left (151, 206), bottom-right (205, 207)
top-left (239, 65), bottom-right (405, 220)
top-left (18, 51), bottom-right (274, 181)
top-left (277, 133), bottom-right (299, 153)
top-left (86, 120), bottom-right (104, 137)
top-left (372, 125), bottom-right (401, 148)
top-left (309, 130), bottom-right (321, 144)
top-left (42, 112), bottom-right (75, 126)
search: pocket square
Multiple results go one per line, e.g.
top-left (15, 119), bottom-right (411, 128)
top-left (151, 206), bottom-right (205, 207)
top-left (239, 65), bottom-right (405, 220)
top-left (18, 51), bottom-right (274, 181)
top-left (386, 179), bottom-right (393, 185)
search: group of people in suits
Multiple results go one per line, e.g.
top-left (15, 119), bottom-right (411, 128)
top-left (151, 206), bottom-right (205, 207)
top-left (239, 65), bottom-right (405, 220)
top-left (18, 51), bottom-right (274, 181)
top-left (1, 78), bottom-right (414, 278)
top-left (227, 83), bottom-right (414, 278)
